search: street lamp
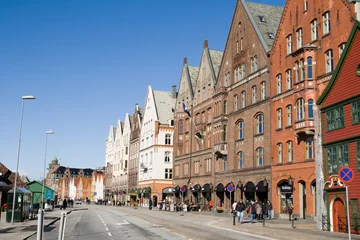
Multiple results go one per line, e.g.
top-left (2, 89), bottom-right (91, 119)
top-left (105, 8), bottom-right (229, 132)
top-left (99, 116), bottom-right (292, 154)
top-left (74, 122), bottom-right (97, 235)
top-left (11, 95), bottom-right (35, 224)
top-left (42, 130), bottom-right (54, 209)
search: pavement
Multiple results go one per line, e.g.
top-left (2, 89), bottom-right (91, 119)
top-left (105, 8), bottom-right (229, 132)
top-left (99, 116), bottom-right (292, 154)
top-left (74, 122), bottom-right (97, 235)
top-left (0, 205), bottom-right (88, 240)
top-left (1, 204), bottom-right (360, 240)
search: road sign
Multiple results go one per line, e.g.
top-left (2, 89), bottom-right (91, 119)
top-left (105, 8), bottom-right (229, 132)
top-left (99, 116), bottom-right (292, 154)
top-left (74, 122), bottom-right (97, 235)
top-left (338, 167), bottom-right (354, 184)
top-left (180, 186), bottom-right (186, 192)
top-left (227, 184), bottom-right (234, 192)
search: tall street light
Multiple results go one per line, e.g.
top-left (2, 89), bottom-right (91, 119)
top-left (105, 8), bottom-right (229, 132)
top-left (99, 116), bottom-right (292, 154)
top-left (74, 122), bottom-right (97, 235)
top-left (42, 130), bottom-right (54, 209)
top-left (11, 95), bottom-right (35, 224)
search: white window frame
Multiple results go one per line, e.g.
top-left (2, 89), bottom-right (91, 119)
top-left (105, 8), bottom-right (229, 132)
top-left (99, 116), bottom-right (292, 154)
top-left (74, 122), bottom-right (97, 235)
top-left (297, 28), bottom-right (303, 49)
top-left (326, 49), bottom-right (334, 73)
top-left (287, 35), bottom-right (292, 54)
top-left (276, 74), bottom-right (282, 94)
top-left (311, 19), bottom-right (318, 41)
top-left (323, 12), bottom-right (330, 35)
top-left (252, 86), bottom-right (257, 104)
top-left (286, 69), bottom-right (292, 90)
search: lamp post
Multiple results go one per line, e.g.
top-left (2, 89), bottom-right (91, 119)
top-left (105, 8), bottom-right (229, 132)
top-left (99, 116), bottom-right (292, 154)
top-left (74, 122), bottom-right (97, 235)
top-left (11, 95), bottom-right (35, 224)
top-left (42, 130), bottom-right (54, 209)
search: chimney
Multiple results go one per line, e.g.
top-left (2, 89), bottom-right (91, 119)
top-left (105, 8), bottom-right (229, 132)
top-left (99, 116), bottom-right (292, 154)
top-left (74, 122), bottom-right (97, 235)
top-left (204, 40), bottom-right (208, 48)
top-left (172, 85), bottom-right (177, 99)
top-left (183, 57), bottom-right (187, 65)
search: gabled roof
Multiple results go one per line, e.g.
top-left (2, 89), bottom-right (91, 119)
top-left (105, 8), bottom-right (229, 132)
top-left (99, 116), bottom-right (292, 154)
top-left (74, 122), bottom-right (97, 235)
top-left (317, 21), bottom-right (360, 106)
top-left (106, 125), bottom-right (116, 142)
top-left (208, 49), bottom-right (224, 79)
top-left (243, 0), bottom-right (283, 52)
top-left (188, 65), bottom-right (199, 93)
top-left (139, 107), bottom-right (144, 123)
top-left (153, 90), bottom-right (176, 125)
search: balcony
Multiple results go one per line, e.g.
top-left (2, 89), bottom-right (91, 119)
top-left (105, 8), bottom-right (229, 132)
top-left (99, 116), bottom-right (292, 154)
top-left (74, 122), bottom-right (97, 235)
top-left (295, 119), bottom-right (314, 131)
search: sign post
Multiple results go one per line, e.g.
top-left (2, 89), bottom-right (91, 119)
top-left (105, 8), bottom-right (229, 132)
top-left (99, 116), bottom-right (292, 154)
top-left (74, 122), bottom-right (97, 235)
top-left (338, 166), bottom-right (354, 240)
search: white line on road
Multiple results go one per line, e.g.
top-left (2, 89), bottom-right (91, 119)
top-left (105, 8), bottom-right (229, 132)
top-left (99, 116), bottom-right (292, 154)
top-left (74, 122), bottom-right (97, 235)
top-left (105, 227), bottom-right (109, 231)
top-left (108, 232), bottom-right (112, 237)
top-left (104, 224), bottom-right (107, 227)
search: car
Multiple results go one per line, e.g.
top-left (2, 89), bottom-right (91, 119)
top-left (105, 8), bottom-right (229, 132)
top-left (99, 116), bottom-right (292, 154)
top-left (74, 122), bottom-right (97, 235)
top-left (75, 200), bottom-right (82, 205)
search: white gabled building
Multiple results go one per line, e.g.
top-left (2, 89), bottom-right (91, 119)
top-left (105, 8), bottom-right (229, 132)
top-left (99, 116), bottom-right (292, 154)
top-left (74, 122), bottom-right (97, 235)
top-left (120, 113), bottom-right (131, 204)
top-left (138, 85), bottom-right (176, 206)
top-left (113, 120), bottom-right (123, 204)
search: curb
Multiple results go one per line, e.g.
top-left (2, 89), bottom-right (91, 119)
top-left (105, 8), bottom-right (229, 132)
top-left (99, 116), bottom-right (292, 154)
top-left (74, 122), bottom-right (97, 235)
top-left (22, 208), bottom-right (88, 240)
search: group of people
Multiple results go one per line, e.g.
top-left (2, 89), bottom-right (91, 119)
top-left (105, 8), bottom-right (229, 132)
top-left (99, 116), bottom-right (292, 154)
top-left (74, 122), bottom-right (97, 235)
top-left (232, 200), bottom-right (273, 224)
top-left (59, 198), bottom-right (74, 210)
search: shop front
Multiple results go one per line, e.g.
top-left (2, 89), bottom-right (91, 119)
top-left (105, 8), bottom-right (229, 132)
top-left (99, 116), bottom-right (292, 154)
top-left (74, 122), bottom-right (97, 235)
top-left (243, 182), bottom-right (255, 204)
top-left (255, 180), bottom-right (268, 203)
top-left (162, 187), bottom-right (175, 204)
top-left (201, 183), bottom-right (213, 211)
top-left (277, 180), bottom-right (293, 216)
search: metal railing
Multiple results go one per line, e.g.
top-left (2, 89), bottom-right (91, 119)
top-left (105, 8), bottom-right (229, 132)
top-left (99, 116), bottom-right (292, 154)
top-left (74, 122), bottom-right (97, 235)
top-left (322, 214), bottom-right (331, 231)
top-left (338, 215), bottom-right (360, 234)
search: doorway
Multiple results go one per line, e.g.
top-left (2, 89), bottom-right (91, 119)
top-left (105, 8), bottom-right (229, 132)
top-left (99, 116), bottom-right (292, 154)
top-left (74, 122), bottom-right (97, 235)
top-left (299, 181), bottom-right (306, 219)
top-left (330, 197), bottom-right (346, 232)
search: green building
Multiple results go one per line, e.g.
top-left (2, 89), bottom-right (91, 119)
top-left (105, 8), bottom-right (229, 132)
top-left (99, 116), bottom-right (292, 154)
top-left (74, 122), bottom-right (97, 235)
top-left (27, 181), bottom-right (54, 205)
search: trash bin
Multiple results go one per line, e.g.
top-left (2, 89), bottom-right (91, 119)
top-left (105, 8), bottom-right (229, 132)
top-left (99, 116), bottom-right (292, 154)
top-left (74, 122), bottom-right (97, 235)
top-left (6, 187), bottom-right (31, 222)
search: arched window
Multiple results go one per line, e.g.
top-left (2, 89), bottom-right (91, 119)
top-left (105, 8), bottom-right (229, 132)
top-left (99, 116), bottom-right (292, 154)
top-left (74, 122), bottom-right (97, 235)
top-left (235, 67), bottom-right (239, 82)
top-left (241, 91), bottom-right (246, 108)
top-left (277, 143), bottom-right (283, 163)
top-left (256, 147), bottom-right (264, 166)
top-left (277, 74), bottom-right (282, 94)
top-left (237, 120), bottom-right (244, 139)
top-left (287, 141), bottom-right (293, 162)
top-left (277, 108), bottom-right (282, 129)
top-left (261, 81), bottom-right (266, 100)
top-left (296, 98), bottom-right (305, 121)
top-left (251, 57), bottom-right (255, 73)
top-left (252, 86), bottom-right (257, 104)
top-left (308, 99), bottom-right (314, 118)
top-left (286, 69), bottom-right (292, 90)
top-left (254, 55), bottom-right (258, 71)
top-left (286, 105), bottom-right (292, 126)
top-left (234, 95), bottom-right (238, 111)
top-left (255, 113), bottom-right (264, 134)
top-left (238, 151), bottom-right (244, 169)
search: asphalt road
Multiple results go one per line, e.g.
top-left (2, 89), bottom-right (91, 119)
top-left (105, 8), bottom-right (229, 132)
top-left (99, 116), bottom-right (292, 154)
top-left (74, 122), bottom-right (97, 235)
top-left (30, 205), bottom-right (273, 240)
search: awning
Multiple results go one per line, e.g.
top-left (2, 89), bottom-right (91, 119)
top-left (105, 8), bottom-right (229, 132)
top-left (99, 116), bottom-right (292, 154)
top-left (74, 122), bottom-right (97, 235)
top-left (215, 183), bottom-right (225, 192)
top-left (243, 182), bottom-right (255, 193)
top-left (201, 183), bottom-right (212, 192)
top-left (162, 187), bottom-right (175, 194)
top-left (142, 187), bottom-right (151, 194)
top-left (255, 180), bottom-right (268, 192)
top-left (191, 184), bottom-right (201, 193)
top-left (136, 188), bottom-right (142, 194)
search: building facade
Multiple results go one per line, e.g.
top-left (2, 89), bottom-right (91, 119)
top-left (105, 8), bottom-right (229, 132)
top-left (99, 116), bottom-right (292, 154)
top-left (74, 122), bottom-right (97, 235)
top-left (120, 113), bottom-right (131, 203)
top-left (211, 0), bottom-right (282, 211)
top-left (138, 85), bottom-right (176, 206)
top-left (317, 21), bottom-right (360, 233)
top-left (129, 104), bottom-right (144, 202)
top-left (270, 0), bottom-right (356, 219)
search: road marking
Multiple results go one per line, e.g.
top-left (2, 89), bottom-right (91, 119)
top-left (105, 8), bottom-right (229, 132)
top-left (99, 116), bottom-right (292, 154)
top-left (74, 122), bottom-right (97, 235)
top-left (105, 227), bottom-right (109, 231)
top-left (108, 232), bottom-right (112, 237)
top-left (116, 220), bottom-right (130, 225)
top-left (161, 228), bottom-right (170, 232)
top-left (172, 232), bottom-right (186, 238)
top-left (104, 224), bottom-right (107, 227)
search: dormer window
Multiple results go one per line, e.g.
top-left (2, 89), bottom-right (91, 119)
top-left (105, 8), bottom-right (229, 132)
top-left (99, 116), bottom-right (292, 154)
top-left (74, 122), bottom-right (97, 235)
top-left (259, 16), bottom-right (266, 22)
top-left (268, 33), bottom-right (275, 39)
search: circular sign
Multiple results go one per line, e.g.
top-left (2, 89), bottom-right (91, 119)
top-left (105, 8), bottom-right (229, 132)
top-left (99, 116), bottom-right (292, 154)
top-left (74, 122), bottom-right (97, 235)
top-left (180, 186), bottom-right (186, 192)
top-left (338, 167), bottom-right (354, 184)
top-left (227, 184), bottom-right (234, 192)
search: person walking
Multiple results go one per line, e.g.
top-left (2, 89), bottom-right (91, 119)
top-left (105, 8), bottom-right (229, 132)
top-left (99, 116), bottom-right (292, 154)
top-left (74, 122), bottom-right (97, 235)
top-left (267, 200), bottom-right (273, 220)
top-left (232, 201), bottom-right (237, 213)
top-left (62, 199), bottom-right (67, 210)
top-left (250, 201), bottom-right (256, 223)
top-left (287, 203), bottom-right (294, 221)
top-left (236, 200), bottom-right (246, 224)
top-left (256, 201), bottom-right (263, 220)
top-left (149, 199), bottom-right (153, 210)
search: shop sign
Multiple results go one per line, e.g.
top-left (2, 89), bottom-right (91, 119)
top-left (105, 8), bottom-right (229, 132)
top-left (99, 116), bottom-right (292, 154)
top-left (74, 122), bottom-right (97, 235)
top-left (280, 185), bottom-right (293, 193)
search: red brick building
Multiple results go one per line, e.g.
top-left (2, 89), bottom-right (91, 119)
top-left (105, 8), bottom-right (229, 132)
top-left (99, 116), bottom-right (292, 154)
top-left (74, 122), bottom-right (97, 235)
top-left (317, 21), bottom-right (360, 233)
top-left (270, 0), bottom-right (356, 219)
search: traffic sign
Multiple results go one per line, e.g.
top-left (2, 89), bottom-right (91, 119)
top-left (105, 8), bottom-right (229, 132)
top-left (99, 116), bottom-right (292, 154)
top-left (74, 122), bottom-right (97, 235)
top-left (180, 186), bottom-right (186, 192)
top-left (338, 166), bottom-right (354, 184)
top-left (227, 184), bottom-right (234, 192)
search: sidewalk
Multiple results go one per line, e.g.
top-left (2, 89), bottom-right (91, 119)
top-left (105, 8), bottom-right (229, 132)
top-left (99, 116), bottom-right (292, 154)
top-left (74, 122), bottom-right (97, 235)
top-left (0, 206), bottom-right (88, 240)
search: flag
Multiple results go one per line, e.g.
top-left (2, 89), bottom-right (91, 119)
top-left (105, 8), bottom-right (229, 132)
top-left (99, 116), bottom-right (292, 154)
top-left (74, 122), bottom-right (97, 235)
top-left (182, 102), bottom-right (191, 117)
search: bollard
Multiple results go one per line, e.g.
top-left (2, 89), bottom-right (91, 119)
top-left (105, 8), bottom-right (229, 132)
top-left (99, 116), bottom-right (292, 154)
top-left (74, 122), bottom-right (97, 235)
top-left (233, 212), bottom-right (236, 226)
top-left (263, 216), bottom-right (265, 227)
top-left (37, 209), bottom-right (44, 240)
top-left (58, 212), bottom-right (67, 240)
top-left (292, 217), bottom-right (295, 228)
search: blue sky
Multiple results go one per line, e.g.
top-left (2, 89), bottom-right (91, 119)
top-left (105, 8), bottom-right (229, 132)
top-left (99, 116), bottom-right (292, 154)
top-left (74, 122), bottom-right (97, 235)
top-left (0, 0), bottom-right (284, 180)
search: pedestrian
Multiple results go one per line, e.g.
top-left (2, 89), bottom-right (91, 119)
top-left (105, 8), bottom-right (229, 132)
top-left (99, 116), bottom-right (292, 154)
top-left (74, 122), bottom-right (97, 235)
top-left (287, 203), bottom-right (294, 221)
top-left (256, 201), bottom-right (262, 220)
top-left (63, 199), bottom-right (67, 210)
top-left (250, 201), bottom-right (256, 223)
top-left (236, 200), bottom-right (246, 224)
top-left (232, 201), bottom-right (237, 213)
top-left (149, 199), bottom-right (153, 210)
top-left (267, 200), bottom-right (273, 220)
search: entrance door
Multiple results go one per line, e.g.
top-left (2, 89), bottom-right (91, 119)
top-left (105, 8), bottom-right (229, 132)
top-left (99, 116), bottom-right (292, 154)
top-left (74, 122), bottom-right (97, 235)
top-left (332, 198), bottom-right (346, 232)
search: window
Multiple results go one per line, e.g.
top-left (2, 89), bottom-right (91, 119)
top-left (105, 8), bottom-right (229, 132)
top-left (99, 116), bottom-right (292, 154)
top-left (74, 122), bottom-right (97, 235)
top-left (241, 64), bottom-right (246, 79)
top-left (261, 81), bottom-right (266, 100)
top-left (326, 107), bottom-right (344, 131)
top-left (287, 105), bottom-right (292, 126)
top-left (165, 134), bottom-right (171, 145)
top-left (259, 16), bottom-right (266, 22)
top-left (277, 108), bottom-right (282, 129)
top-left (276, 74), bottom-right (282, 94)
top-left (251, 57), bottom-right (255, 73)
top-left (223, 159), bottom-right (227, 171)
top-left (179, 120), bottom-right (184, 133)
top-left (296, 98), bottom-right (305, 121)
top-left (241, 91), bottom-right (246, 108)
top-left (307, 57), bottom-right (313, 79)
top-left (286, 69), bottom-right (292, 90)
top-left (357, 142), bottom-right (360, 170)
top-left (311, 19), bottom-right (318, 41)
top-left (252, 86), bottom-right (257, 104)
top-left (240, 38), bottom-right (243, 51)
top-left (164, 152), bottom-right (171, 163)
top-left (308, 99), bottom-right (314, 118)
top-left (256, 114), bottom-right (264, 134)
top-left (205, 158), bottom-right (211, 173)
top-left (256, 147), bottom-right (264, 166)
top-left (352, 100), bottom-right (360, 124)
top-left (254, 56), bottom-right (258, 72)
top-left (295, 61), bottom-right (300, 82)
top-left (339, 43), bottom-right (346, 57)
top-left (223, 100), bottom-right (227, 114)
top-left (277, 143), bottom-right (283, 163)
top-left (300, 59), bottom-right (305, 81)
top-left (234, 95), bottom-right (238, 111)
top-left (235, 67), bottom-right (239, 82)
top-left (194, 160), bottom-right (200, 174)
top-left (297, 28), bottom-right (303, 49)
top-left (306, 138), bottom-right (314, 159)
top-left (225, 72), bottom-right (231, 87)
top-left (325, 50), bottom-right (334, 73)
top-left (323, 11), bottom-right (330, 35)
top-left (327, 144), bottom-right (349, 174)
top-left (236, 41), bottom-right (239, 54)
top-left (304, 0), bottom-right (308, 11)
top-left (238, 120), bottom-right (244, 139)
top-left (238, 151), bottom-right (244, 169)
top-left (223, 125), bottom-right (227, 142)
top-left (287, 141), bottom-right (293, 162)
top-left (165, 168), bottom-right (173, 179)
top-left (183, 163), bottom-right (189, 176)
top-left (287, 35), bottom-right (292, 54)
